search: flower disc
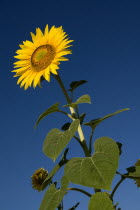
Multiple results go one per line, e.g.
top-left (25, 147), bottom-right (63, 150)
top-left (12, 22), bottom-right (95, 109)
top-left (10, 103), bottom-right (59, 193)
top-left (12, 25), bottom-right (73, 89)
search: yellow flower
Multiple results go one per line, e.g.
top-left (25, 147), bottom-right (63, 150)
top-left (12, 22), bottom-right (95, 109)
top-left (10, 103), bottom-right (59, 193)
top-left (12, 25), bottom-right (73, 89)
top-left (31, 168), bottom-right (48, 191)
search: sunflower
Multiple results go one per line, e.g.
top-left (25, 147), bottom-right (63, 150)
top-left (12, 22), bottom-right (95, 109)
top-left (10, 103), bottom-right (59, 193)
top-left (31, 168), bottom-right (48, 191)
top-left (12, 25), bottom-right (73, 90)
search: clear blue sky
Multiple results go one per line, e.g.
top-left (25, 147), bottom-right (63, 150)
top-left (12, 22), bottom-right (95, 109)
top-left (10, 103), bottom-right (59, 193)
top-left (0, 0), bottom-right (140, 209)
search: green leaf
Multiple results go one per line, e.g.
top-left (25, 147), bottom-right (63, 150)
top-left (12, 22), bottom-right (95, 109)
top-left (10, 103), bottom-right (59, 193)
top-left (128, 166), bottom-right (140, 177)
top-left (40, 176), bottom-right (69, 210)
top-left (43, 119), bottom-right (79, 161)
top-left (127, 160), bottom-right (140, 187)
top-left (79, 113), bottom-right (86, 124)
top-left (41, 164), bottom-right (60, 190)
top-left (61, 122), bottom-right (71, 131)
top-left (116, 142), bottom-right (122, 155)
top-left (35, 103), bottom-right (60, 128)
top-left (65, 137), bottom-right (119, 190)
top-left (68, 80), bottom-right (88, 92)
top-left (88, 192), bottom-right (114, 210)
top-left (84, 108), bottom-right (130, 130)
top-left (126, 166), bottom-right (136, 173)
top-left (129, 160), bottom-right (140, 177)
top-left (64, 95), bottom-right (91, 108)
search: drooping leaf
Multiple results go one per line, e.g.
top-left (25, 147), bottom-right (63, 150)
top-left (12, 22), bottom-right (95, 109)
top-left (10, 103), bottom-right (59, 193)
top-left (40, 176), bottom-right (69, 210)
top-left (65, 137), bottom-right (119, 190)
top-left (68, 80), bottom-right (88, 92)
top-left (63, 95), bottom-right (91, 108)
top-left (35, 103), bottom-right (60, 128)
top-left (43, 120), bottom-right (79, 161)
top-left (84, 108), bottom-right (130, 130)
top-left (88, 192), bottom-right (114, 210)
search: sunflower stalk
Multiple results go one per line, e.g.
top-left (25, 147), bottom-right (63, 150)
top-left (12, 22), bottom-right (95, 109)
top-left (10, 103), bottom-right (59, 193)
top-left (54, 73), bottom-right (90, 157)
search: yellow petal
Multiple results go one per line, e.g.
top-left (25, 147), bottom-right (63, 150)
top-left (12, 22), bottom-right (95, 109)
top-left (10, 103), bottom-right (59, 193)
top-left (33, 71), bottom-right (44, 88)
top-left (17, 70), bottom-right (31, 84)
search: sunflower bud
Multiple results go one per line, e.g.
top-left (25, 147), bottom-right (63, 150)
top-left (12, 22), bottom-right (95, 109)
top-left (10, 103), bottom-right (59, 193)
top-left (31, 168), bottom-right (48, 191)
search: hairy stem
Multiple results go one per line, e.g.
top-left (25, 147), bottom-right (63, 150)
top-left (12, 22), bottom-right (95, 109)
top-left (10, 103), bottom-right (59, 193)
top-left (67, 187), bottom-right (92, 197)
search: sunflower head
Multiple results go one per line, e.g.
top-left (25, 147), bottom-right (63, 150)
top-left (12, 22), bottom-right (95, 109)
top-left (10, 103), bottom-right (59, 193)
top-left (31, 168), bottom-right (48, 191)
top-left (12, 25), bottom-right (73, 90)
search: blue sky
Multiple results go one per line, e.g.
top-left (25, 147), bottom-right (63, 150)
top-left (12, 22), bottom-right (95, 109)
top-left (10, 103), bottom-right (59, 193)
top-left (0, 0), bottom-right (140, 209)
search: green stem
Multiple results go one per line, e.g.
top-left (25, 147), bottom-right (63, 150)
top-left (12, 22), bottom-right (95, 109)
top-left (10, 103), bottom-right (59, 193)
top-left (53, 73), bottom-right (71, 104)
top-left (67, 187), bottom-right (91, 197)
top-left (110, 176), bottom-right (126, 200)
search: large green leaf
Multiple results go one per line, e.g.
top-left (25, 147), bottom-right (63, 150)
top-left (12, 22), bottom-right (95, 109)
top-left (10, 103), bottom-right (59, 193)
top-left (88, 192), bottom-right (114, 210)
top-left (40, 176), bottom-right (69, 210)
top-left (64, 94), bottom-right (91, 108)
top-left (84, 108), bottom-right (130, 130)
top-left (35, 103), bottom-right (60, 128)
top-left (65, 137), bottom-right (119, 190)
top-left (43, 119), bottom-right (79, 161)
